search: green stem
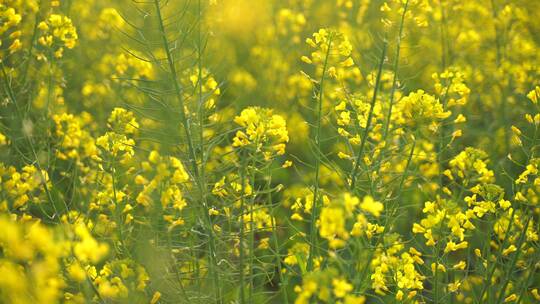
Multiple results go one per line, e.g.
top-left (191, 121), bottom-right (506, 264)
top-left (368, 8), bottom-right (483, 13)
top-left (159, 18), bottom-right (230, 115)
top-left (153, 0), bottom-right (199, 179)
top-left (349, 38), bottom-right (388, 190)
top-left (248, 166), bottom-right (256, 302)
top-left (478, 207), bottom-right (516, 301)
top-left (495, 216), bottom-right (532, 304)
top-left (307, 34), bottom-right (333, 272)
top-left (154, 1), bottom-right (220, 300)
top-left (195, 0), bottom-right (221, 300)
top-left (354, 134), bottom-right (416, 290)
top-left (238, 154), bottom-right (249, 304)
top-left (377, 0), bottom-right (409, 173)
top-left (268, 175), bottom-right (289, 303)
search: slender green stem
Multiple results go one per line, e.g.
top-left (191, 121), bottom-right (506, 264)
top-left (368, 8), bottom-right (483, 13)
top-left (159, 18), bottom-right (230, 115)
top-left (248, 166), bottom-right (256, 303)
top-left (195, 0), bottom-right (221, 300)
top-left (166, 227), bottom-right (189, 299)
top-left (307, 34), bottom-right (333, 272)
top-left (515, 257), bottom-right (538, 303)
top-left (349, 38), bottom-right (388, 190)
top-left (377, 0), bottom-right (409, 173)
top-left (495, 216), bottom-right (532, 304)
top-left (479, 123), bottom-right (538, 301)
top-left (355, 134), bottom-right (416, 290)
top-left (433, 243), bottom-right (440, 303)
top-left (238, 154), bottom-right (249, 304)
top-left (272, 216), bottom-right (289, 303)
top-left (153, 0), bottom-right (199, 179)
top-left (266, 166), bottom-right (289, 303)
top-left (154, 1), bottom-right (220, 300)
top-left (478, 207), bottom-right (516, 301)
top-left (21, 11), bottom-right (40, 90)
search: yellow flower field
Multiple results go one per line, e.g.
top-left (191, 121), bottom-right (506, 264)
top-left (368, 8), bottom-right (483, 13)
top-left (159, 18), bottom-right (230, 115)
top-left (0, 0), bottom-right (539, 303)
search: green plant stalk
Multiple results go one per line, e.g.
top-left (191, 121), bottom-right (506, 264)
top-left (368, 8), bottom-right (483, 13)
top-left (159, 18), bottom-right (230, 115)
top-left (272, 216), bottom-right (289, 303)
top-left (516, 256), bottom-right (538, 303)
top-left (495, 216), bottom-right (532, 304)
top-left (165, 223), bottom-right (189, 299)
top-left (153, 0), bottom-right (220, 300)
top-left (20, 10), bottom-right (40, 91)
top-left (238, 154), bottom-right (249, 304)
top-left (478, 207), bottom-right (517, 302)
top-left (377, 0), bottom-right (409, 173)
top-left (248, 165), bottom-right (257, 303)
top-left (479, 122), bottom-right (538, 301)
top-left (196, 0), bottom-right (205, 176)
top-left (351, 9), bottom-right (410, 289)
top-left (354, 135), bottom-right (416, 290)
top-left (154, 0), bottom-right (198, 177)
top-left (268, 192), bottom-right (289, 304)
top-left (307, 34), bottom-right (333, 272)
top-left (195, 0), bottom-right (221, 300)
top-left (433, 244), bottom-right (440, 303)
top-left (349, 38), bottom-right (388, 190)
top-left (78, 254), bottom-right (106, 303)
top-left (436, 74), bottom-right (455, 192)
top-left (515, 125), bottom-right (540, 304)
top-left (265, 165), bottom-right (289, 304)
top-left (398, 136), bottom-right (416, 191)
top-left (484, 217), bottom-right (494, 304)
top-left (432, 209), bottom-right (448, 304)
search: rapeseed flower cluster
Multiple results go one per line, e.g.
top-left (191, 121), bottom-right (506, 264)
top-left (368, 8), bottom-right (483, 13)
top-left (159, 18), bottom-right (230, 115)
top-left (233, 107), bottom-right (289, 160)
top-left (37, 14), bottom-right (77, 59)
